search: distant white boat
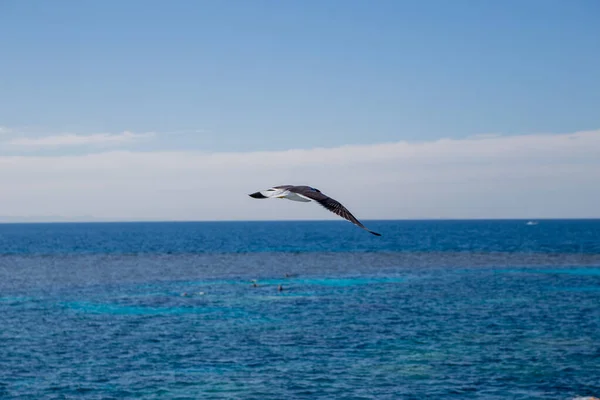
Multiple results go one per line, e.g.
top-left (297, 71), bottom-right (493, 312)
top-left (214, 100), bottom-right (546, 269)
top-left (526, 221), bottom-right (538, 225)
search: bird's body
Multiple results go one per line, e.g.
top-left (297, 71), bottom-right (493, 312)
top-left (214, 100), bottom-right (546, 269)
top-left (249, 185), bottom-right (381, 236)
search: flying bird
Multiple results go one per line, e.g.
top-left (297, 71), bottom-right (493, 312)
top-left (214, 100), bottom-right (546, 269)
top-left (249, 185), bottom-right (381, 236)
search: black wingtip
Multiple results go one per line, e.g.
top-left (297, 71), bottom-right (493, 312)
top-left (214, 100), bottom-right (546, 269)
top-left (369, 230), bottom-right (382, 236)
top-left (249, 192), bottom-right (267, 199)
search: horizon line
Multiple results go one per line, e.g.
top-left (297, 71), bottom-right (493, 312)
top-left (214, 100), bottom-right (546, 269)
top-left (1, 217), bottom-right (600, 225)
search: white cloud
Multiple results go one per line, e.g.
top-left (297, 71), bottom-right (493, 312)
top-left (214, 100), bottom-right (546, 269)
top-left (0, 129), bottom-right (599, 221)
top-left (0, 126), bottom-right (11, 134)
top-left (5, 131), bottom-right (154, 147)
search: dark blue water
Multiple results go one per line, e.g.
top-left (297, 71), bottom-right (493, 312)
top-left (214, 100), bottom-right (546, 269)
top-left (1, 220), bottom-right (600, 255)
top-left (1, 220), bottom-right (599, 399)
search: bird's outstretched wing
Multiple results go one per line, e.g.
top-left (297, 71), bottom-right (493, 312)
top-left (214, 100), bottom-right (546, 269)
top-left (289, 186), bottom-right (381, 236)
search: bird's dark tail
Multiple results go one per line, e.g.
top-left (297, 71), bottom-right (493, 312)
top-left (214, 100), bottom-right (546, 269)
top-left (249, 192), bottom-right (267, 199)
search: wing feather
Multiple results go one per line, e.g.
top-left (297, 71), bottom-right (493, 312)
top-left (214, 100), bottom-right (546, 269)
top-left (288, 186), bottom-right (381, 236)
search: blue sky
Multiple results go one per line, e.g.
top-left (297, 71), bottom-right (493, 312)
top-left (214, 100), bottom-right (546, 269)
top-left (2, 0), bottom-right (599, 151)
top-left (1, 1), bottom-right (599, 220)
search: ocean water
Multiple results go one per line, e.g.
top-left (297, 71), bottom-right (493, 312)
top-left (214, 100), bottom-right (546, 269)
top-left (0, 220), bottom-right (599, 399)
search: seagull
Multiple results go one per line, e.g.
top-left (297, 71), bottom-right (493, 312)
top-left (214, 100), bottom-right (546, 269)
top-left (249, 185), bottom-right (381, 236)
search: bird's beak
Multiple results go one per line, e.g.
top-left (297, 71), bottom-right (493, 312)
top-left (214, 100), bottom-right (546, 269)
top-left (249, 192), bottom-right (267, 199)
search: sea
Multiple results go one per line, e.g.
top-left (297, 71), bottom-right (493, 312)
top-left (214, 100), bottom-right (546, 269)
top-left (0, 220), bottom-right (599, 399)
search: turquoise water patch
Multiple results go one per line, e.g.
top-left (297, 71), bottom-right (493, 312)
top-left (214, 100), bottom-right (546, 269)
top-left (293, 276), bottom-right (404, 286)
top-left (145, 276), bottom-right (406, 296)
top-left (253, 293), bottom-right (318, 301)
top-left (169, 278), bottom-right (255, 287)
top-left (63, 300), bottom-right (247, 317)
top-left (495, 267), bottom-right (600, 276)
top-left (253, 276), bottom-right (404, 287)
top-left (536, 268), bottom-right (600, 276)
